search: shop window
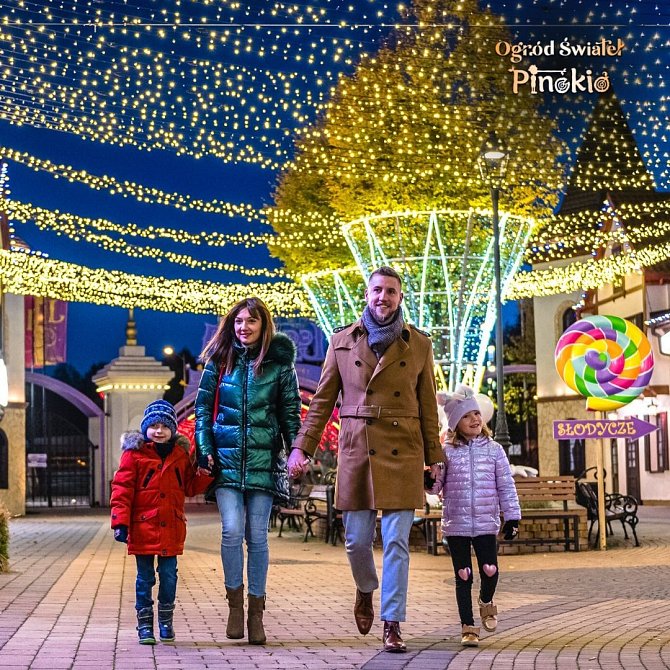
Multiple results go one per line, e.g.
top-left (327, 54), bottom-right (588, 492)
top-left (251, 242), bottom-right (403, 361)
top-left (559, 434), bottom-right (585, 477)
top-left (644, 412), bottom-right (668, 473)
top-left (561, 307), bottom-right (577, 332)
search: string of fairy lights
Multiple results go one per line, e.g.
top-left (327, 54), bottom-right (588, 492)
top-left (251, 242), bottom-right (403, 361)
top-left (0, 248), bottom-right (310, 315)
top-left (0, 146), bottom-right (261, 220)
top-left (508, 242), bottom-right (670, 300)
top-left (4, 191), bottom-right (346, 259)
top-left (0, 0), bottom-right (666, 314)
top-left (0, 0), bottom-right (665, 173)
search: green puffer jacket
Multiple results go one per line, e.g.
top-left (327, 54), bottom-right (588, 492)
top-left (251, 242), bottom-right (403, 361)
top-left (194, 333), bottom-right (301, 502)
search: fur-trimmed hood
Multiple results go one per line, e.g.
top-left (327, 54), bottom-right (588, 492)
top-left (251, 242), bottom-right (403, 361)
top-left (265, 332), bottom-right (297, 365)
top-left (120, 430), bottom-right (191, 453)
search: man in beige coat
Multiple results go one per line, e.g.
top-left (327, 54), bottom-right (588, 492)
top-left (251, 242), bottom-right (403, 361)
top-left (288, 266), bottom-right (442, 653)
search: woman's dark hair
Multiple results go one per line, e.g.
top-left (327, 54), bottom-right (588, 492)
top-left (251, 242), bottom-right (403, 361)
top-left (200, 297), bottom-right (275, 375)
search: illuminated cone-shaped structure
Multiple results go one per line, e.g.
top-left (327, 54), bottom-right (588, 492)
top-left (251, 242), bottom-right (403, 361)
top-left (300, 267), bottom-right (365, 336)
top-left (301, 209), bottom-right (534, 390)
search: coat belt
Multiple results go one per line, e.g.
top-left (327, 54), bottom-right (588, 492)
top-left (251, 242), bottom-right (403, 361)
top-left (339, 405), bottom-right (420, 419)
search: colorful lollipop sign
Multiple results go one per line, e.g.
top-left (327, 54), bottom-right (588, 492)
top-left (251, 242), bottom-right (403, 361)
top-left (554, 315), bottom-right (654, 411)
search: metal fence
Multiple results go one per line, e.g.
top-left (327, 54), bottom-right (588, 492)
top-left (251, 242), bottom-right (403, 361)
top-left (26, 409), bottom-right (96, 508)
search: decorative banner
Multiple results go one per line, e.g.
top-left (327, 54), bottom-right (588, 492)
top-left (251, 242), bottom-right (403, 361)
top-left (25, 296), bottom-right (68, 368)
top-left (554, 315), bottom-right (654, 411)
top-left (553, 417), bottom-right (657, 441)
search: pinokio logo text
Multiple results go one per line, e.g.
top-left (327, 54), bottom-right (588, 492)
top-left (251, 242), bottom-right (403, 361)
top-left (495, 38), bottom-right (625, 94)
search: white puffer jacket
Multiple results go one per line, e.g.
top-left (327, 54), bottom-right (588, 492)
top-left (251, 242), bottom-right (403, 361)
top-left (435, 435), bottom-right (521, 537)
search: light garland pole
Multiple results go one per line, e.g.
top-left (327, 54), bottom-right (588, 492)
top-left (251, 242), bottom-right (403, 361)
top-left (163, 346), bottom-right (188, 389)
top-left (478, 133), bottom-right (511, 449)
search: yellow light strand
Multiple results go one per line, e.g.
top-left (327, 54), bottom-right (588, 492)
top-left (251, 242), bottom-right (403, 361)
top-left (0, 248), bottom-right (311, 315)
top-left (0, 146), bottom-right (262, 222)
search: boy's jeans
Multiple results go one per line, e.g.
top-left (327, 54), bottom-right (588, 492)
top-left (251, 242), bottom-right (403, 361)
top-left (135, 554), bottom-right (178, 609)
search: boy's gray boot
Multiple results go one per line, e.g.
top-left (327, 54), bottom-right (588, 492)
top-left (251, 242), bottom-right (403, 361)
top-left (136, 607), bottom-right (156, 645)
top-left (158, 603), bottom-right (175, 642)
top-left (225, 585), bottom-right (245, 639)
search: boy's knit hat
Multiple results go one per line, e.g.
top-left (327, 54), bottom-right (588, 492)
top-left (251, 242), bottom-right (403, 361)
top-left (140, 399), bottom-right (178, 440)
top-left (440, 384), bottom-right (481, 431)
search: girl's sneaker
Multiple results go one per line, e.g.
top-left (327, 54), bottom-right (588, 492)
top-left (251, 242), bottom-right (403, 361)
top-left (461, 624), bottom-right (480, 646)
top-left (478, 598), bottom-right (498, 632)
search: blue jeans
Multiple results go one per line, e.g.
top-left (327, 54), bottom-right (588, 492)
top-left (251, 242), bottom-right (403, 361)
top-left (342, 509), bottom-right (415, 622)
top-left (215, 487), bottom-right (275, 597)
top-left (135, 554), bottom-right (178, 610)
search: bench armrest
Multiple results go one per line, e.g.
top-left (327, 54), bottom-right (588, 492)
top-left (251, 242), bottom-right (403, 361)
top-left (605, 492), bottom-right (638, 515)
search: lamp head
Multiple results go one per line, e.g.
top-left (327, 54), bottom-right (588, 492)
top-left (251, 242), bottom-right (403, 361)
top-left (478, 132), bottom-right (509, 186)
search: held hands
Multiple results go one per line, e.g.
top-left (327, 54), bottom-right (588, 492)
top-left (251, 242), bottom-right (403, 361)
top-left (424, 463), bottom-right (443, 492)
top-left (502, 519), bottom-right (519, 541)
top-left (197, 454), bottom-right (214, 476)
top-left (287, 448), bottom-right (310, 479)
top-left (429, 462), bottom-right (442, 480)
top-left (113, 525), bottom-right (128, 544)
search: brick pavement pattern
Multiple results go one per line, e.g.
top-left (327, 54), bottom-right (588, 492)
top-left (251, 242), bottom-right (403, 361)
top-left (1, 505), bottom-right (670, 669)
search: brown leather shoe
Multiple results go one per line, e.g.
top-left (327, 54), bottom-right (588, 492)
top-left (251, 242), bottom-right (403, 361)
top-left (382, 621), bottom-right (407, 653)
top-left (354, 589), bottom-right (374, 635)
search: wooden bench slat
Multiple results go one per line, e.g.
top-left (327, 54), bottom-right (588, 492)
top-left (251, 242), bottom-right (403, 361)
top-left (505, 475), bottom-right (581, 551)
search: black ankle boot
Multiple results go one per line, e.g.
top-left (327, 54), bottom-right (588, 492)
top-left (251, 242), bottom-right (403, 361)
top-left (158, 603), bottom-right (175, 642)
top-left (136, 607), bottom-right (156, 645)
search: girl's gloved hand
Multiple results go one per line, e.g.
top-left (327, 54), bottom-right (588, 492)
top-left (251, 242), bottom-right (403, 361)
top-left (502, 519), bottom-right (519, 540)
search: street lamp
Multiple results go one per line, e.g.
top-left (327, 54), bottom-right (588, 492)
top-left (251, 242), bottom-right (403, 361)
top-left (163, 346), bottom-right (188, 387)
top-left (478, 132), bottom-right (511, 449)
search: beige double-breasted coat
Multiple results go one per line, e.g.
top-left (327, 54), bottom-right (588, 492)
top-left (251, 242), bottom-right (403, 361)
top-left (293, 319), bottom-right (442, 510)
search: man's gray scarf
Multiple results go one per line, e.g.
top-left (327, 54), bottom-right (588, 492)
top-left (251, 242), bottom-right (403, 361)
top-left (361, 306), bottom-right (404, 359)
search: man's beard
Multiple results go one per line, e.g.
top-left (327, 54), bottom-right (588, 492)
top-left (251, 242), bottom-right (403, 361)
top-left (372, 306), bottom-right (397, 324)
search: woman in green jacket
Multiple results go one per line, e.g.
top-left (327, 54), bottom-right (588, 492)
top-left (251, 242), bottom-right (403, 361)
top-left (195, 297), bottom-right (301, 645)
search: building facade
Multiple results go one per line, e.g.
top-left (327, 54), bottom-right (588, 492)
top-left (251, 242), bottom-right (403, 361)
top-left (532, 90), bottom-right (670, 502)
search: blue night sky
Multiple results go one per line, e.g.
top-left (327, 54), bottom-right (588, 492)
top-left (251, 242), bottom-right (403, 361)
top-left (1, 0), bottom-right (668, 374)
top-left (3, 120), bottom-right (276, 372)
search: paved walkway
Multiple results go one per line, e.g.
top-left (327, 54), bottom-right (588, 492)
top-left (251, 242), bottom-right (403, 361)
top-left (1, 504), bottom-right (670, 669)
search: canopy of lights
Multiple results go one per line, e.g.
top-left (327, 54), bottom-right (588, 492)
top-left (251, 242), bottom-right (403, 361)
top-left (0, 0), bottom-right (667, 316)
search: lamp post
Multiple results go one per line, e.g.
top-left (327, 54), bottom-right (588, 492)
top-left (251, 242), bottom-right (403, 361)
top-left (478, 132), bottom-right (511, 449)
top-left (163, 346), bottom-right (188, 388)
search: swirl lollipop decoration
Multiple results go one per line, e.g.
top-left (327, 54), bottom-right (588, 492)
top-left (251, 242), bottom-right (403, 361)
top-left (555, 315), bottom-right (654, 411)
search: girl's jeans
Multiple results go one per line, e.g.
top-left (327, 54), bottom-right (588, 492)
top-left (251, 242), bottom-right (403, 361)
top-left (135, 554), bottom-right (178, 610)
top-left (446, 534), bottom-right (499, 626)
top-left (215, 487), bottom-right (275, 597)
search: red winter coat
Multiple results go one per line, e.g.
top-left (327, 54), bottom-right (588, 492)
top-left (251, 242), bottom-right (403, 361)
top-left (110, 431), bottom-right (213, 556)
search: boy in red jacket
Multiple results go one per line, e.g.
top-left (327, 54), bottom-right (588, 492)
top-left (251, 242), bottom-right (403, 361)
top-left (110, 400), bottom-right (213, 645)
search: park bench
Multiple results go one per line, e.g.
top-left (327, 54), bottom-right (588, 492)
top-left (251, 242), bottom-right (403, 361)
top-left (301, 478), bottom-right (442, 554)
top-left (575, 480), bottom-right (640, 547)
top-left (303, 483), bottom-right (341, 544)
top-left (411, 506), bottom-right (443, 555)
top-left (500, 475), bottom-right (582, 551)
top-left (275, 483), bottom-right (314, 538)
